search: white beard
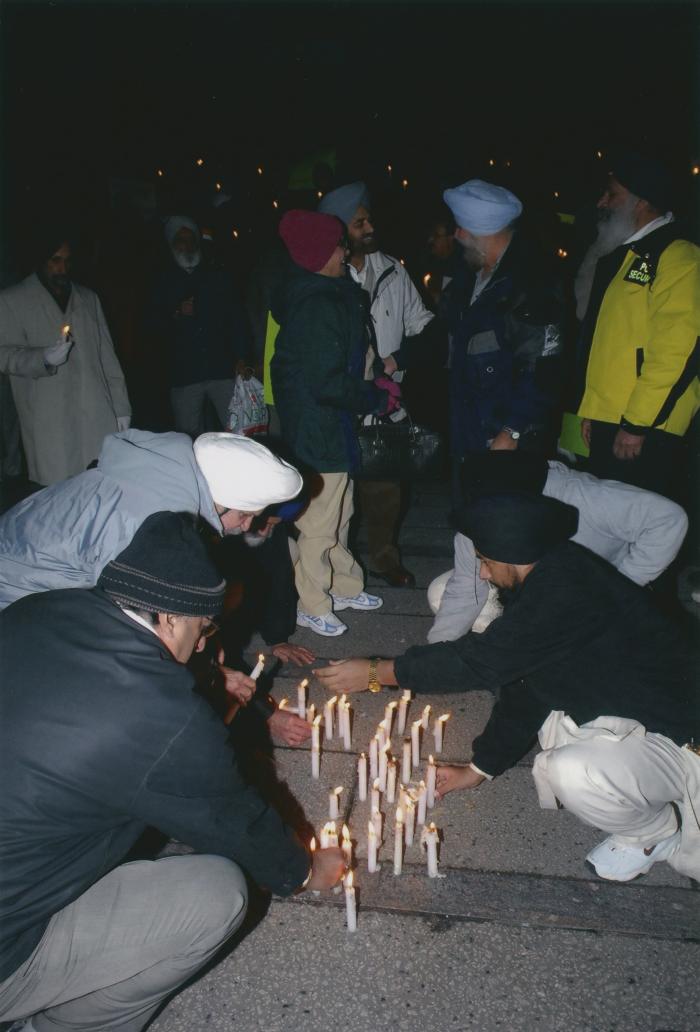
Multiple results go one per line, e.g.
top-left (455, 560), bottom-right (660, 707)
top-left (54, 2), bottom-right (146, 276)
top-left (574, 199), bottom-right (640, 320)
top-left (173, 250), bottom-right (201, 272)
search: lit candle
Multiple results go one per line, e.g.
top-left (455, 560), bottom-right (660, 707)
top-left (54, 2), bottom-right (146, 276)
top-left (250, 653), bottom-right (265, 680)
top-left (393, 806), bottom-right (404, 876)
top-left (367, 820), bottom-right (378, 873)
top-left (325, 820), bottom-right (338, 848)
top-left (297, 678), bottom-right (308, 717)
top-left (358, 752), bottom-right (368, 801)
top-left (306, 702), bottom-right (315, 724)
top-left (422, 273), bottom-right (431, 288)
top-left (371, 777), bottom-right (381, 815)
top-left (369, 734), bottom-right (379, 780)
top-left (62, 324), bottom-right (71, 344)
top-left (341, 824), bottom-right (352, 869)
top-left (311, 715), bottom-right (322, 779)
top-left (344, 870), bottom-right (357, 932)
top-left (411, 720), bottom-right (422, 768)
top-left (402, 738), bottom-right (411, 784)
top-left (386, 163), bottom-right (393, 174)
top-left (397, 689), bottom-right (411, 734)
top-left (386, 758), bottom-right (397, 803)
top-left (424, 822), bottom-right (440, 877)
top-left (417, 780), bottom-right (427, 825)
top-left (340, 696), bottom-right (352, 750)
top-left (426, 754), bottom-right (436, 808)
top-left (319, 824), bottom-right (328, 849)
top-left (372, 802), bottom-right (382, 841)
top-left (378, 743), bottom-right (390, 793)
top-left (433, 713), bottom-right (450, 754)
top-left (401, 178), bottom-right (408, 189)
top-left (278, 698), bottom-right (288, 710)
top-left (329, 786), bottom-right (343, 820)
top-left (324, 695), bottom-right (337, 741)
top-left (404, 795), bottom-right (416, 846)
top-left (421, 705), bottom-right (432, 731)
top-left (376, 719), bottom-right (388, 751)
top-left (383, 700), bottom-right (397, 738)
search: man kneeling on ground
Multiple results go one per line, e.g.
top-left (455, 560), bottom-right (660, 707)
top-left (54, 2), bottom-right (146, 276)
top-left (0, 512), bottom-right (343, 1031)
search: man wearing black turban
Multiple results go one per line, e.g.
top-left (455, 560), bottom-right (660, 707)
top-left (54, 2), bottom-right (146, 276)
top-left (316, 492), bottom-right (699, 883)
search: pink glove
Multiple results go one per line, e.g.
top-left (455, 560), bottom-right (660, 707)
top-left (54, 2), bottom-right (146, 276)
top-left (374, 375), bottom-right (402, 415)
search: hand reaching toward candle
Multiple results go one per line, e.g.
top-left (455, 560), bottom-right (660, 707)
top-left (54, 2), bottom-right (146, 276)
top-left (305, 846), bottom-right (346, 891)
top-left (218, 654), bottom-right (256, 705)
top-left (271, 642), bottom-right (316, 666)
top-left (435, 765), bottom-right (486, 799)
top-left (314, 657), bottom-right (397, 694)
top-left (267, 708), bottom-right (312, 746)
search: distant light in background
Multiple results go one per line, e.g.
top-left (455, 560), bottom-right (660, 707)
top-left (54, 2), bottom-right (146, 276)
top-left (257, 166), bottom-right (264, 175)
top-left (557, 248), bottom-right (568, 258)
top-left (488, 158), bottom-right (495, 167)
top-left (422, 273), bottom-right (431, 287)
top-left (215, 182), bottom-right (221, 191)
top-left (554, 191), bottom-right (559, 199)
top-left (386, 164), bottom-right (392, 174)
top-left (400, 258), bottom-right (406, 266)
top-left (504, 160), bottom-right (512, 167)
top-left (272, 200), bottom-right (279, 209)
top-left (317, 190), bottom-right (323, 198)
top-left (156, 169), bottom-right (164, 178)
top-left (401, 178), bottom-right (408, 190)
top-left (692, 164), bottom-right (700, 176)
top-left (196, 158), bottom-right (204, 167)
top-left (232, 229), bottom-right (239, 239)
top-left (596, 151), bottom-right (603, 159)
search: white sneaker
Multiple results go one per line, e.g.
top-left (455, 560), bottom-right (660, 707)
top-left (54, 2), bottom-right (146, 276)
top-left (331, 591), bottom-right (383, 612)
top-left (586, 830), bottom-right (681, 882)
top-left (296, 610), bottom-right (348, 637)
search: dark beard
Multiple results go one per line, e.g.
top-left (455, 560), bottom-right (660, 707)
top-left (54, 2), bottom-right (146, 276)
top-left (497, 583), bottom-right (522, 607)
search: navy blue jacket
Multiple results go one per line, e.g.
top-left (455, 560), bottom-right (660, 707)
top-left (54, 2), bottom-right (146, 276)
top-left (446, 233), bottom-right (564, 454)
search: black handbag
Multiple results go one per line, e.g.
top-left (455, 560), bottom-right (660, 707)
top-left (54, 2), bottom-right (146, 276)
top-left (356, 414), bottom-right (447, 482)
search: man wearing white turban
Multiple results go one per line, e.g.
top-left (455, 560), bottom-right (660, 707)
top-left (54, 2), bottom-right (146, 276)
top-left (442, 179), bottom-right (563, 506)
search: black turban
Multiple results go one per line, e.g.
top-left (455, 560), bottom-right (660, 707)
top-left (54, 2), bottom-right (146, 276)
top-left (457, 492), bottom-right (579, 565)
top-left (609, 151), bottom-right (674, 213)
top-left (460, 451), bottom-right (549, 503)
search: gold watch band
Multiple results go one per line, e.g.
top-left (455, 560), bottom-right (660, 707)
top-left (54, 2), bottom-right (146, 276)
top-left (367, 657), bottom-right (382, 693)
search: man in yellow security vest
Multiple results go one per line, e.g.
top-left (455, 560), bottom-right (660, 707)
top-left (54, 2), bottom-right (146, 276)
top-left (577, 152), bottom-right (700, 499)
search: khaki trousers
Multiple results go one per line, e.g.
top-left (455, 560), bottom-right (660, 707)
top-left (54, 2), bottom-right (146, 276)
top-left (294, 472), bottom-right (364, 615)
top-left (0, 855), bottom-right (247, 1031)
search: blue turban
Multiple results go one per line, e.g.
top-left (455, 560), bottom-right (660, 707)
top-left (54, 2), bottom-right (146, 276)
top-left (443, 180), bottom-right (522, 236)
top-left (318, 181), bottom-right (370, 226)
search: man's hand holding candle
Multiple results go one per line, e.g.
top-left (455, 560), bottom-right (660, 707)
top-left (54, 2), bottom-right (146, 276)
top-left (435, 765), bottom-right (486, 799)
top-left (268, 708), bottom-right (312, 746)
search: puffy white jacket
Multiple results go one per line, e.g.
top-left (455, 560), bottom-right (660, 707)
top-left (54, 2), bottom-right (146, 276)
top-left (349, 250), bottom-right (434, 363)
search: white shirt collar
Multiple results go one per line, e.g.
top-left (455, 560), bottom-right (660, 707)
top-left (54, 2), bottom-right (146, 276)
top-left (623, 212), bottom-right (674, 246)
top-left (121, 606), bottom-right (160, 638)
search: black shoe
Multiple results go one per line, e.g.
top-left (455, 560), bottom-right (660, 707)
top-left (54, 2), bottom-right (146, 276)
top-left (370, 565), bottom-right (416, 588)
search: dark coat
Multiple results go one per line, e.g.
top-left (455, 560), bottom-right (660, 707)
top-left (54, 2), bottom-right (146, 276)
top-left (270, 267), bottom-right (384, 473)
top-left (394, 542), bottom-right (698, 777)
top-left (0, 588), bottom-right (310, 981)
top-left (145, 262), bottom-right (252, 388)
top-left (446, 232), bottom-right (564, 454)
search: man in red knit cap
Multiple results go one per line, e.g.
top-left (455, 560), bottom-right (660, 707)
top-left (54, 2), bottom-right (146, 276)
top-left (271, 210), bottom-right (400, 636)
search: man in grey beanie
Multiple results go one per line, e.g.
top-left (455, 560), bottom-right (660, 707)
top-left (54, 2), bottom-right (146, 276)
top-left (318, 182), bottom-right (436, 587)
top-left (0, 512), bottom-right (344, 1031)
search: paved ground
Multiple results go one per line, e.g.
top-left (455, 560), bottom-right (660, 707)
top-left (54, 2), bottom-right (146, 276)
top-left (128, 481), bottom-right (700, 1029)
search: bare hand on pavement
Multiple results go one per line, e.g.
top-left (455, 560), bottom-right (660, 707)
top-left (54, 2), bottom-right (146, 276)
top-left (271, 642), bottom-right (316, 666)
top-left (306, 846), bottom-right (346, 891)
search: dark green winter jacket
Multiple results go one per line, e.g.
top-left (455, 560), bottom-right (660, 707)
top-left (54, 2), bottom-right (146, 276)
top-left (270, 267), bottom-right (385, 473)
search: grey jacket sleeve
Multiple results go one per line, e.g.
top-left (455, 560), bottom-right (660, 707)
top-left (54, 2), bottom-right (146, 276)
top-left (0, 345), bottom-right (55, 378)
top-left (427, 534), bottom-right (489, 643)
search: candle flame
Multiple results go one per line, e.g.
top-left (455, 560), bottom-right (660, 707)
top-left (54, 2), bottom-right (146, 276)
top-left (401, 178), bottom-right (408, 188)
top-left (257, 166), bottom-right (263, 174)
top-left (439, 713), bottom-right (450, 723)
top-left (272, 200), bottom-right (279, 209)
top-left (299, 678), bottom-right (309, 689)
top-left (317, 190), bottom-right (323, 198)
top-left (334, 786), bottom-right (343, 797)
top-left (340, 693), bottom-right (347, 704)
top-left (215, 182), bottom-right (221, 191)
top-left (402, 689), bottom-right (411, 700)
top-left (313, 715), bottom-right (322, 727)
top-left (278, 698), bottom-right (288, 709)
top-left (156, 168), bottom-right (164, 177)
top-left (387, 164), bottom-right (392, 172)
top-left (429, 822), bottom-right (437, 832)
top-left (232, 229), bottom-right (239, 238)
top-left (693, 165), bottom-right (700, 176)
top-left (328, 695), bottom-right (337, 707)
top-left (387, 700), bottom-right (397, 711)
top-left (423, 705), bottom-right (432, 715)
top-left (422, 273), bottom-right (431, 287)
top-left (373, 778), bottom-right (380, 790)
top-left (429, 754), bottom-right (435, 764)
top-left (413, 719), bottom-right (422, 728)
top-left (196, 158), bottom-right (204, 166)
top-left (310, 836), bottom-right (316, 851)
top-left (258, 653), bottom-right (264, 663)
top-left (327, 820), bottom-right (336, 833)
top-left (342, 823), bottom-right (350, 840)
top-left (360, 751), bottom-right (366, 759)
top-left (62, 325), bottom-right (70, 335)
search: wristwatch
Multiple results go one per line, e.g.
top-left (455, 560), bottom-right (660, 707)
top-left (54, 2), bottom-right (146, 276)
top-left (502, 426), bottom-right (521, 440)
top-left (367, 657), bottom-right (382, 693)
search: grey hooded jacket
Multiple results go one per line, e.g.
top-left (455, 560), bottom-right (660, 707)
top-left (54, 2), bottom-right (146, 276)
top-left (0, 430), bottom-right (222, 610)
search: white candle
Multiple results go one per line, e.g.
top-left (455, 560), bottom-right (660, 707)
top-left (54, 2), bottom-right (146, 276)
top-left (324, 820), bottom-right (338, 848)
top-left (433, 713), bottom-right (450, 754)
top-left (250, 653), bottom-right (265, 680)
top-left (311, 715), bottom-right (322, 779)
top-left (404, 796), bottom-right (416, 846)
top-left (329, 786), bottom-right (343, 820)
top-left (397, 689), bottom-right (411, 734)
top-left (358, 753), bottom-right (368, 801)
top-left (421, 704), bottom-right (432, 731)
top-left (369, 735), bottom-right (379, 781)
top-left (393, 807), bottom-right (404, 876)
top-left (411, 720), bottom-right (422, 768)
top-left (425, 822), bottom-right (440, 877)
top-left (386, 758), bottom-right (397, 803)
top-left (367, 820), bottom-right (378, 873)
top-left (371, 778), bottom-right (381, 815)
top-left (376, 719), bottom-right (387, 751)
top-left (341, 698), bottom-right (352, 750)
top-left (319, 825), bottom-right (328, 849)
top-left (384, 700), bottom-right (397, 738)
top-left (372, 803), bottom-right (382, 842)
top-left (306, 703), bottom-right (315, 724)
top-left (341, 824), bottom-right (352, 869)
top-left (278, 698), bottom-right (288, 710)
top-left (417, 780), bottom-right (427, 825)
top-left (426, 754), bottom-right (437, 808)
top-left (402, 738), bottom-right (411, 784)
top-left (378, 743), bottom-right (389, 792)
top-left (324, 695), bottom-right (337, 740)
top-left (344, 871), bottom-right (357, 932)
top-left (297, 678), bottom-right (308, 717)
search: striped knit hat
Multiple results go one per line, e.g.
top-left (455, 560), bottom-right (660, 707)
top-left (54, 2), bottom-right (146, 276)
top-left (97, 512), bottom-right (226, 616)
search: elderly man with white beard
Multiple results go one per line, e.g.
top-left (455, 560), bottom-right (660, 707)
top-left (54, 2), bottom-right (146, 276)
top-left (576, 152), bottom-right (700, 498)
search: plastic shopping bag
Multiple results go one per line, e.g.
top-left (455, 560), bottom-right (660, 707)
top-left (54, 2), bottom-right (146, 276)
top-left (226, 374), bottom-right (268, 436)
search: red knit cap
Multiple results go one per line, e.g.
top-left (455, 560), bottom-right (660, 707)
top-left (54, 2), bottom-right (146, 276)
top-left (279, 210), bottom-right (344, 272)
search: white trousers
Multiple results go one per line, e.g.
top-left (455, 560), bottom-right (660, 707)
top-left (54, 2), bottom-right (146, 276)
top-left (532, 712), bottom-right (700, 880)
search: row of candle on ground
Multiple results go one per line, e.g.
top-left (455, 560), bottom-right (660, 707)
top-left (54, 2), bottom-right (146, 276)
top-left (327, 770), bottom-right (436, 845)
top-left (314, 822), bottom-right (442, 933)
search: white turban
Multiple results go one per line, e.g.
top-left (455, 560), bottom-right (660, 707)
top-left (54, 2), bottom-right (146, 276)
top-left (318, 182), bottom-right (370, 226)
top-left (443, 180), bottom-right (523, 235)
top-left (164, 216), bottom-right (201, 249)
top-left (193, 433), bottom-right (303, 510)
